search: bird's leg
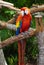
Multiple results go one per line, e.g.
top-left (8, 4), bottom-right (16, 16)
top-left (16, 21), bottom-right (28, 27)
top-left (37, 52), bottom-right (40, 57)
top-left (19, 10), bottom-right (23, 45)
top-left (21, 31), bottom-right (29, 37)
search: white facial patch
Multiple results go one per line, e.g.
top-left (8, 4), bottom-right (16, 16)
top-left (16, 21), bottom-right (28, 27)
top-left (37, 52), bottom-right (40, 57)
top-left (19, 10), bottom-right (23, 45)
top-left (21, 11), bottom-right (24, 16)
top-left (25, 10), bottom-right (28, 15)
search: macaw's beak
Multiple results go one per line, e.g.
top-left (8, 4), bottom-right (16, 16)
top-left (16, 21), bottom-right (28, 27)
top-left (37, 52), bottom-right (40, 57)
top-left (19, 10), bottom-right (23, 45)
top-left (24, 12), bottom-right (26, 15)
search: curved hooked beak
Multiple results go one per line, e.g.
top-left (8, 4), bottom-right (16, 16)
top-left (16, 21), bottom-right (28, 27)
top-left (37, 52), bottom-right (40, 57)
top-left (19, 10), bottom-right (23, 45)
top-left (24, 12), bottom-right (26, 15)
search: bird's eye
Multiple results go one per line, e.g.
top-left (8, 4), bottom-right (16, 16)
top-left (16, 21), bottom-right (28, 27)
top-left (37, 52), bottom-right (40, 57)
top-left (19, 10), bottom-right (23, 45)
top-left (21, 11), bottom-right (24, 16)
top-left (25, 10), bottom-right (28, 15)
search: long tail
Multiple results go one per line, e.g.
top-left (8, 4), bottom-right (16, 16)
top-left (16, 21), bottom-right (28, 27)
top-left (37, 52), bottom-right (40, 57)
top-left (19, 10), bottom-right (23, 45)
top-left (18, 39), bottom-right (26, 65)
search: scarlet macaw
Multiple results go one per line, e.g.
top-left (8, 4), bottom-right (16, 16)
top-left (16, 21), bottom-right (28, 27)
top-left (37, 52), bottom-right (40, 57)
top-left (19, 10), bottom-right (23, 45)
top-left (16, 7), bottom-right (32, 65)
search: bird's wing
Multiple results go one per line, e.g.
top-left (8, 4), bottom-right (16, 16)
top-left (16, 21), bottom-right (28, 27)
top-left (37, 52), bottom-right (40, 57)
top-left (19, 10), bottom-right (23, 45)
top-left (16, 15), bottom-right (22, 28)
top-left (16, 15), bottom-right (22, 35)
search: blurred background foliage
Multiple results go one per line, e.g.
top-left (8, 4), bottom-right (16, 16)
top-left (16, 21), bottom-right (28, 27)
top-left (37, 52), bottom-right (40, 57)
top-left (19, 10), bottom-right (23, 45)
top-left (0, 0), bottom-right (44, 65)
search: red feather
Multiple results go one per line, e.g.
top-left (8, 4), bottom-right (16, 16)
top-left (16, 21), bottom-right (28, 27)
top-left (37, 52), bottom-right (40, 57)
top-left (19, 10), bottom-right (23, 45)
top-left (20, 14), bottom-right (32, 32)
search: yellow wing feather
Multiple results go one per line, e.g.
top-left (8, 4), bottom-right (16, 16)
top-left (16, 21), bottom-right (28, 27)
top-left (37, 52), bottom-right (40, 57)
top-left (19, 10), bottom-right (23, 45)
top-left (16, 21), bottom-right (20, 28)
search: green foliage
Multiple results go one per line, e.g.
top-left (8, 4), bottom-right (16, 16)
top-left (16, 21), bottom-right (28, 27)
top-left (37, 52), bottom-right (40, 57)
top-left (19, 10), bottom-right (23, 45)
top-left (34, 0), bottom-right (44, 4)
top-left (0, 7), bottom-right (16, 21)
top-left (25, 37), bottom-right (38, 62)
top-left (7, 55), bottom-right (17, 65)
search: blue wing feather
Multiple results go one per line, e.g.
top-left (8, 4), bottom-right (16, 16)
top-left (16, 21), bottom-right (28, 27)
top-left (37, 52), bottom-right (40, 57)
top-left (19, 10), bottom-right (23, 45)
top-left (16, 21), bottom-right (22, 35)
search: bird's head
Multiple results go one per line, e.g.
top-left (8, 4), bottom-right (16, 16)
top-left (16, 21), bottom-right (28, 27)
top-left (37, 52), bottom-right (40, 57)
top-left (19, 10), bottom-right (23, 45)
top-left (20, 7), bottom-right (31, 16)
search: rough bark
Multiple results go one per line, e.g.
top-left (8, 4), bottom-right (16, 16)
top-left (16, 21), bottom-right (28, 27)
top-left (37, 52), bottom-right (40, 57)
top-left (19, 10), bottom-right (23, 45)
top-left (0, 28), bottom-right (36, 48)
top-left (37, 32), bottom-right (44, 65)
top-left (0, 37), bottom-right (7, 65)
top-left (0, 21), bottom-right (17, 31)
top-left (0, 21), bottom-right (35, 32)
top-left (0, 14), bottom-right (19, 30)
top-left (0, 0), bottom-right (21, 13)
top-left (0, 0), bottom-right (14, 7)
top-left (30, 5), bottom-right (44, 14)
top-left (8, 14), bottom-right (19, 24)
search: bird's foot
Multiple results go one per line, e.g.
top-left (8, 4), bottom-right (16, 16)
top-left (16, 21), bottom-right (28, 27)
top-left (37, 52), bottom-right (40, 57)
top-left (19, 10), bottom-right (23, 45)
top-left (21, 32), bottom-right (24, 35)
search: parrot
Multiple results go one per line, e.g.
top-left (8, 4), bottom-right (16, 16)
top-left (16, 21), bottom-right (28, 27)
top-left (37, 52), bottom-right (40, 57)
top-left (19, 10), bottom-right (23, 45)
top-left (16, 7), bottom-right (32, 65)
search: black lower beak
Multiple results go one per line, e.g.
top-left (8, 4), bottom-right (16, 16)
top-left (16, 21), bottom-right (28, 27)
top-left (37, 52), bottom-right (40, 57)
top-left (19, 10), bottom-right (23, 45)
top-left (24, 13), bottom-right (26, 15)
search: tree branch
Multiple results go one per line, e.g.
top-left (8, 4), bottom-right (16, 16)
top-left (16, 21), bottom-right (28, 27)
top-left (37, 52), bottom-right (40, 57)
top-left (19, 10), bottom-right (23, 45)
top-left (8, 14), bottom-right (19, 23)
top-left (0, 28), bottom-right (36, 48)
top-left (0, 1), bottom-right (14, 6)
top-left (0, 1), bottom-right (21, 13)
top-left (30, 5), bottom-right (44, 14)
top-left (0, 21), bottom-right (17, 31)
top-left (0, 14), bottom-right (19, 29)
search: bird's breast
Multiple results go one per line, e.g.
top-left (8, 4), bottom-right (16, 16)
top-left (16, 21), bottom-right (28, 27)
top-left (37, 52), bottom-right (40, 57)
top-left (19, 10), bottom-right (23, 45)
top-left (22, 15), bottom-right (31, 31)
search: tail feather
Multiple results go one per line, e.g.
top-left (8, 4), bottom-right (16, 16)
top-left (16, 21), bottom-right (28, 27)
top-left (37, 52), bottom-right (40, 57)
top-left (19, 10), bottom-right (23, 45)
top-left (18, 39), bottom-right (26, 65)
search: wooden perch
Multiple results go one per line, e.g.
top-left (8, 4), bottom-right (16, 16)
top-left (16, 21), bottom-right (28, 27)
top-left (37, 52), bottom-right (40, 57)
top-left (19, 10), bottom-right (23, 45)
top-left (7, 17), bottom-right (16, 24)
top-left (0, 1), bottom-right (21, 13)
top-left (0, 21), bottom-right (17, 31)
top-left (0, 20), bottom-right (36, 32)
top-left (0, 14), bottom-right (19, 29)
top-left (8, 14), bottom-right (19, 23)
top-left (0, 28), bottom-right (36, 48)
top-left (30, 5), bottom-right (44, 14)
top-left (0, 1), bottom-right (14, 6)
top-left (35, 14), bottom-right (44, 32)
top-left (0, 13), bottom-right (18, 30)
